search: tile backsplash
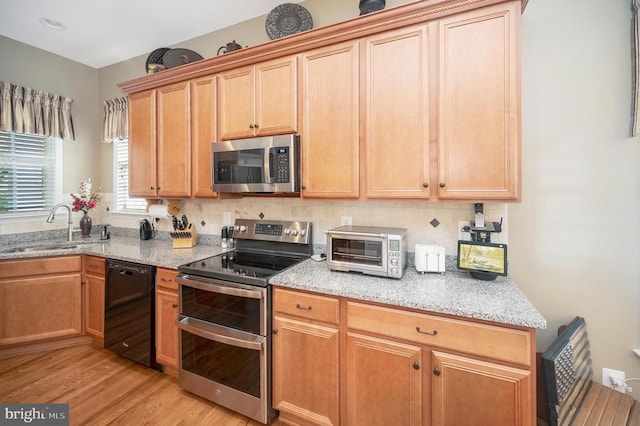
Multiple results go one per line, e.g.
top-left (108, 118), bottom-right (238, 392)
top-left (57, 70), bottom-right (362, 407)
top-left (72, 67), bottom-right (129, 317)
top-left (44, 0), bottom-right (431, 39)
top-left (4, 194), bottom-right (508, 256)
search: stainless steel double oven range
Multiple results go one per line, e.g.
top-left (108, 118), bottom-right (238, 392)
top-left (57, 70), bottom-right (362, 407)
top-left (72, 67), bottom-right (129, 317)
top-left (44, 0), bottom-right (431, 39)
top-left (176, 219), bottom-right (312, 424)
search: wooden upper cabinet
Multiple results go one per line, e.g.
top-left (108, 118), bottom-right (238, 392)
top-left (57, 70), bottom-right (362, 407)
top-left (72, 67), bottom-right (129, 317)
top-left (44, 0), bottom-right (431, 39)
top-left (218, 56), bottom-right (297, 140)
top-left (156, 81), bottom-right (191, 198)
top-left (436, 2), bottom-right (520, 200)
top-left (128, 82), bottom-right (191, 198)
top-left (364, 25), bottom-right (431, 199)
top-left (191, 76), bottom-right (218, 198)
top-left (128, 90), bottom-right (157, 198)
top-left (301, 41), bottom-right (360, 199)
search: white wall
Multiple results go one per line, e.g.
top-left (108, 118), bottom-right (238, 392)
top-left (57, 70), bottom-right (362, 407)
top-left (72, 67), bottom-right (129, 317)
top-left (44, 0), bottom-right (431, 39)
top-left (512, 0), bottom-right (640, 397)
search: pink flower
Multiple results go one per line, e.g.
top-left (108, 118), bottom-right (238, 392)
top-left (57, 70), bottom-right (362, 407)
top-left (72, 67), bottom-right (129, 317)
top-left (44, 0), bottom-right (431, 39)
top-left (70, 179), bottom-right (102, 213)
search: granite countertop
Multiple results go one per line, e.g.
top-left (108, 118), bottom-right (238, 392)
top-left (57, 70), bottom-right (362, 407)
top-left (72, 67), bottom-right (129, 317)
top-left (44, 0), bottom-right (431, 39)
top-left (270, 259), bottom-right (547, 329)
top-left (0, 236), bottom-right (226, 270)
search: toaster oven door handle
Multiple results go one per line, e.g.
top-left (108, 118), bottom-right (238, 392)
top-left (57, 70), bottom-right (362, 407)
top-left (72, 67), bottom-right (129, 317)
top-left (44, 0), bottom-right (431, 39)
top-left (176, 316), bottom-right (264, 351)
top-left (325, 230), bottom-right (385, 238)
top-left (176, 275), bottom-right (264, 300)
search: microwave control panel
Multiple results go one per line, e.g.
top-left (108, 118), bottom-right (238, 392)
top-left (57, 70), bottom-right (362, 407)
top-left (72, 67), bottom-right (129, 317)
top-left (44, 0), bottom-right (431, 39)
top-left (272, 147), bottom-right (290, 183)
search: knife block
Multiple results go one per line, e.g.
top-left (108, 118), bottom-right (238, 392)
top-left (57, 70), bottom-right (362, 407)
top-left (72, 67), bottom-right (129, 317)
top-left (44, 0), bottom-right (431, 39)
top-left (171, 226), bottom-right (197, 249)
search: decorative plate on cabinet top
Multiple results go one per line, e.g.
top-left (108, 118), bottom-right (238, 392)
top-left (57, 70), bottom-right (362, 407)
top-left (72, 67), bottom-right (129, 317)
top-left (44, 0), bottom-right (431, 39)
top-left (162, 48), bottom-right (203, 69)
top-left (265, 3), bottom-right (313, 40)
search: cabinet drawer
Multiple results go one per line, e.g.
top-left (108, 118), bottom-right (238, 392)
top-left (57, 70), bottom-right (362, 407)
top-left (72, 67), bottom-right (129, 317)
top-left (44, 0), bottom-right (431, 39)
top-left (274, 287), bottom-right (339, 325)
top-left (0, 255), bottom-right (82, 280)
top-left (156, 267), bottom-right (179, 291)
top-left (347, 301), bottom-right (532, 366)
top-left (83, 256), bottom-right (105, 276)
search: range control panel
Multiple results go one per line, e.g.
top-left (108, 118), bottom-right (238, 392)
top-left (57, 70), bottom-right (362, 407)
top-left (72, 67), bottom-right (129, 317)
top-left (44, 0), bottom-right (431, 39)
top-left (232, 219), bottom-right (311, 244)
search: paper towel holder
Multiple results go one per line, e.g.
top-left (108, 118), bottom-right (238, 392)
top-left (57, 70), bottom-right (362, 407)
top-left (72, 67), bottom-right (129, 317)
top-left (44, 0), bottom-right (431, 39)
top-left (146, 199), bottom-right (181, 216)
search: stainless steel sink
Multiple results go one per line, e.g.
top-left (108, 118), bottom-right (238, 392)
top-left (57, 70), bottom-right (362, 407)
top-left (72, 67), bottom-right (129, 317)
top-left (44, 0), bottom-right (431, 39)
top-left (0, 241), bottom-right (99, 254)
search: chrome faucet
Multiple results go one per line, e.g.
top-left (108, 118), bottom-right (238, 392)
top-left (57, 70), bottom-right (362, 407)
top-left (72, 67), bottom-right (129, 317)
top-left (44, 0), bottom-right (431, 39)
top-left (46, 203), bottom-right (74, 242)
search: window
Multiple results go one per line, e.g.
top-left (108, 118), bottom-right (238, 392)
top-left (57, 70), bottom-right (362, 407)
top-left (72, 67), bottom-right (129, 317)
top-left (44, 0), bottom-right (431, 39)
top-left (114, 139), bottom-right (147, 212)
top-left (0, 131), bottom-right (60, 215)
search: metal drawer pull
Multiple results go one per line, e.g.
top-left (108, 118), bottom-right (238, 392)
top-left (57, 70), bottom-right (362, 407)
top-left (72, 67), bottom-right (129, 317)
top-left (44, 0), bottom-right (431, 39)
top-left (433, 367), bottom-right (441, 376)
top-left (416, 326), bottom-right (437, 336)
top-left (413, 362), bottom-right (420, 370)
top-left (296, 304), bottom-right (312, 311)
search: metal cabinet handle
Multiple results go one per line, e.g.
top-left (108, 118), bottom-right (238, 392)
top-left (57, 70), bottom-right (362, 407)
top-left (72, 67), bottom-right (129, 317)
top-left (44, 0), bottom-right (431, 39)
top-left (296, 304), bottom-right (312, 311)
top-left (422, 183), bottom-right (429, 188)
top-left (254, 123), bottom-right (259, 129)
top-left (249, 124), bottom-right (254, 129)
top-left (413, 362), bottom-right (420, 370)
top-left (161, 277), bottom-right (173, 282)
top-left (433, 367), bottom-right (441, 376)
top-left (416, 326), bottom-right (437, 336)
top-left (301, 185), bottom-right (306, 190)
top-left (439, 182), bottom-right (446, 188)
top-left (273, 329), bottom-right (278, 335)
top-left (172, 303), bottom-right (178, 308)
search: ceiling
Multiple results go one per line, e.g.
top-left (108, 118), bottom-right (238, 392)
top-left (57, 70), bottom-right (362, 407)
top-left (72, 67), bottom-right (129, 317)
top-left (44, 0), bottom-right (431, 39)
top-left (0, 0), bottom-right (304, 69)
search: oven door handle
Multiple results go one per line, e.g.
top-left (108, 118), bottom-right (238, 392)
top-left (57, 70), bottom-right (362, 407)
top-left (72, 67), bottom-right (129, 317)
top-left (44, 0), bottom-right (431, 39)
top-left (176, 275), bottom-right (264, 300)
top-left (325, 230), bottom-right (385, 238)
top-left (176, 316), bottom-right (264, 351)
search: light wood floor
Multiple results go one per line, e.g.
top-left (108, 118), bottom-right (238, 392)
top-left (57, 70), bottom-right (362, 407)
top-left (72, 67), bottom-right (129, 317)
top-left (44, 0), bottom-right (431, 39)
top-left (0, 344), bottom-right (285, 425)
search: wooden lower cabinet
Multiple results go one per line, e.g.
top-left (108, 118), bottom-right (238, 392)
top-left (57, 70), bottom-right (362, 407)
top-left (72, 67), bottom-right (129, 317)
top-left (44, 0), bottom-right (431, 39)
top-left (271, 287), bottom-right (536, 426)
top-left (155, 268), bottom-right (179, 374)
top-left (273, 316), bottom-right (340, 426)
top-left (345, 332), bottom-right (423, 426)
top-left (83, 255), bottom-right (105, 345)
top-left (432, 351), bottom-right (531, 426)
top-left (0, 256), bottom-right (83, 346)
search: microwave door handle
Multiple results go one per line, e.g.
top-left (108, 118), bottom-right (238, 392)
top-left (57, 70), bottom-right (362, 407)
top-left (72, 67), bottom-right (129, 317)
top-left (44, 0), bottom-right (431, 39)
top-left (266, 149), bottom-right (274, 184)
top-left (176, 316), bottom-right (264, 351)
top-left (325, 230), bottom-right (386, 239)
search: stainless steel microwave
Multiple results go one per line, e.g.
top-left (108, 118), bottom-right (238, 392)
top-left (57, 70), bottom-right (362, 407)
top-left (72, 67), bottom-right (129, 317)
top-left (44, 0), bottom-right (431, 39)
top-left (325, 225), bottom-right (408, 279)
top-left (211, 134), bottom-right (300, 194)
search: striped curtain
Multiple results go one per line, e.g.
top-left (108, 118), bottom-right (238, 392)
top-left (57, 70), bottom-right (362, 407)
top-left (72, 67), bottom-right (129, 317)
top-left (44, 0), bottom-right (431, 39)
top-left (632, 0), bottom-right (640, 136)
top-left (102, 97), bottom-right (128, 143)
top-left (0, 81), bottom-right (75, 140)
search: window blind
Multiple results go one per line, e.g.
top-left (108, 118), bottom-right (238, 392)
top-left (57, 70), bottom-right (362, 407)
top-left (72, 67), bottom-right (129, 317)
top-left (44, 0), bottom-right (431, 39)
top-left (114, 139), bottom-right (146, 211)
top-left (0, 131), bottom-right (56, 213)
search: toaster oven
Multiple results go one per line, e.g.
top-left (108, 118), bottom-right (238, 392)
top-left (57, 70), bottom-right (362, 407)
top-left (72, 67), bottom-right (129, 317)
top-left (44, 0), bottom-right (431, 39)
top-left (325, 225), bottom-right (407, 279)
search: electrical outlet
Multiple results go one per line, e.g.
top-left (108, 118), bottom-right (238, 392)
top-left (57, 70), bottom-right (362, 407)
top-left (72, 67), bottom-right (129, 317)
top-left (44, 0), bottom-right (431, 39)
top-left (341, 216), bottom-right (352, 226)
top-left (458, 221), bottom-right (471, 241)
top-left (602, 368), bottom-right (626, 393)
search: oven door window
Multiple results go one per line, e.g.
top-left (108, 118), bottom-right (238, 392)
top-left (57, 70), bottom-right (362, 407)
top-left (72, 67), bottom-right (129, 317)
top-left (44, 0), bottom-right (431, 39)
top-left (331, 238), bottom-right (383, 266)
top-left (181, 285), bottom-right (262, 335)
top-left (181, 329), bottom-right (261, 398)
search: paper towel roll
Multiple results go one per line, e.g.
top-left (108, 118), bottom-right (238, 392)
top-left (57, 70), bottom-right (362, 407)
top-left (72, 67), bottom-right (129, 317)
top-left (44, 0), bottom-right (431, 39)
top-left (148, 204), bottom-right (171, 218)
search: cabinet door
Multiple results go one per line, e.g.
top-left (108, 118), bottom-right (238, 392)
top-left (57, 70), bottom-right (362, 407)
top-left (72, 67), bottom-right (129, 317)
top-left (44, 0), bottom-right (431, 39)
top-left (346, 332), bottom-right (422, 426)
top-left (273, 316), bottom-right (339, 426)
top-left (218, 66), bottom-right (255, 140)
top-left (156, 288), bottom-right (179, 371)
top-left (156, 81), bottom-right (191, 198)
top-left (365, 25), bottom-right (431, 199)
top-left (301, 41), bottom-right (360, 198)
top-left (255, 56), bottom-right (298, 136)
top-left (84, 273), bottom-right (104, 342)
top-left (128, 89), bottom-right (157, 198)
top-left (191, 76), bottom-right (218, 198)
top-left (432, 351), bottom-right (532, 426)
top-left (436, 3), bottom-right (520, 200)
top-left (0, 274), bottom-right (83, 346)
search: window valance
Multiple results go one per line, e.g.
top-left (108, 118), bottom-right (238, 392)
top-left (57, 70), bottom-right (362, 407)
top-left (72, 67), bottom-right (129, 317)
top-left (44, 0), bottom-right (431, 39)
top-left (102, 97), bottom-right (128, 143)
top-left (0, 81), bottom-right (75, 141)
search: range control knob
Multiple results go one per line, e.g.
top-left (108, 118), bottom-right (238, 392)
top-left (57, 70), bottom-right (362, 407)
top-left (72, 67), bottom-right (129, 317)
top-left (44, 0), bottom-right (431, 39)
top-left (239, 225), bottom-right (247, 232)
top-left (292, 229), bottom-right (299, 236)
top-left (300, 229), bottom-right (306, 236)
top-left (284, 228), bottom-right (291, 235)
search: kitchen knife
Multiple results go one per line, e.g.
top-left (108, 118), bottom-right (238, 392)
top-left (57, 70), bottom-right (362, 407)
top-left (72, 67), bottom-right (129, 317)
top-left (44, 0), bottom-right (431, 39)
top-left (181, 215), bottom-right (188, 230)
top-left (172, 216), bottom-right (179, 231)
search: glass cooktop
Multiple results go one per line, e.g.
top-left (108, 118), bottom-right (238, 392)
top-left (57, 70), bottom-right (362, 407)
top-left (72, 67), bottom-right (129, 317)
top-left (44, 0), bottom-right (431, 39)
top-left (178, 250), bottom-right (306, 287)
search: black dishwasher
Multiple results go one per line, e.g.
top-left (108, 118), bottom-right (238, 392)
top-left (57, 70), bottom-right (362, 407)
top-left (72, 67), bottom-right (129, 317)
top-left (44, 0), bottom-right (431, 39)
top-left (104, 259), bottom-right (161, 371)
